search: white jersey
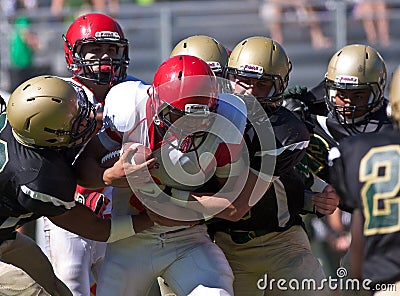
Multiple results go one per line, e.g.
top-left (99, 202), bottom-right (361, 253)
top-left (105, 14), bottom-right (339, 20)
top-left (61, 76), bottom-right (101, 106)
top-left (97, 85), bottom-right (239, 296)
top-left (99, 82), bottom-right (247, 225)
top-left (99, 80), bottom-right (152, 218)
top-left (99, 80), bottom-right (150, 150)
top-left (62, 75), bottom-right (146, 111)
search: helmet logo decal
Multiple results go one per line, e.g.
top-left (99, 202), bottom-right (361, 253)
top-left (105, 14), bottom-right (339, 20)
top-left (239, 64), bottom-right (264, 75)
top-left (184, 104), bottom-right (210, 115)
top-left (95, 31), bottom-right (120, 40)
top-left (207, 61), bottom-right (221, 71)
top-left (335, 75), bottom-right (359, 84)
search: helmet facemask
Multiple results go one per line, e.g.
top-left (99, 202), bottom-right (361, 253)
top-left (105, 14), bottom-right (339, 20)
top-left (67, 83), bottom-right (98, 147)
top-left (150, 55), bottom-right (218, 152)
top-left (225, 37), bottom-right (292, 110)
top-left (156, 102), bottom-right (216, 153)
top-left (64, 34), bottom-right (129, 86)
top-left (325, 77), bottom-right (384, 131)
top-left (152, 87), bottom-right (217, 153)
top-left (389, 66), bottom-right (400, 129)
top-left (324, 44), bottom-right (387, 132)
top-left (226, 67), bottom-right (288, 107)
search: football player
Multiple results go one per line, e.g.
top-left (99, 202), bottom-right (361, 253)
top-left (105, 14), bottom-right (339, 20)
top-left (209, 36), bottom-right (329, 296)
top-left (170, 35), bottom-right (230, 77)
top-left (285, 44), bottom-right (390, 184)
top-left (155, 35), bottom-right (232, 295)
top-left (0, 76), bottom-right (153, 295)
top-left (41, 13), bottom-right (148, 296)
top-left (74, 54), bottom-right (257, 295)
top-left (283, 44), bottom-right (391, 292)
top-left (328, 65), bottom-right (400, 294)
top-left (164, 36), bottom-right (334, 296)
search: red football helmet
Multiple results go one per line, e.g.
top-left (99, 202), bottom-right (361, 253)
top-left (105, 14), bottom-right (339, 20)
top-left (150, 55), bottom-right (218, 152)
top-left (63, 13), bottom-right (129, 86)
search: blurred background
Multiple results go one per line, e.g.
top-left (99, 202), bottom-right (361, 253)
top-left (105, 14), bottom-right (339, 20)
top-left (1, 0), bottom-right (400, 95)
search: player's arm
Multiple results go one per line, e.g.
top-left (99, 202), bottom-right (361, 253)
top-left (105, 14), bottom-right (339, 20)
top-left (349, 208), bottom-right (363, 279)
top-left (302, 174), bottom-right (339, 216)
top-left (202, 169), bottom-right (272, 221)
top-left (73, 135), bottom-right (109, 188)
top-left (136, 155), bottom-right (269, 222)
top-left (180, 127), bottom-right (309, 220)
top-left (170, 167), bottom-right (272, 222)
top-left (48, 202), bottom-right (154, 242)
top-left (74, 136), bottom-right (155, 188)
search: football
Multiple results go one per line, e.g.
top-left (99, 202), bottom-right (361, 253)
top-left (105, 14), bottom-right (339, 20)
top-left (100, 148), bottom-right (122, 168)
top-left (124, 143), bottom-right (153, 165)
top-left (100, 142), bottom-right (152, 168)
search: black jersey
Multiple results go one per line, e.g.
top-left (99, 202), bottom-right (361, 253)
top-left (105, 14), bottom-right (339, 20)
top-left (213, 106), bottom-right (309, 232)
top-left (284, 81), bottom-right (393, 183)
top-left (302, 100), bottom-right (392, 184)
top-left (329, 130), bottom-right (400, 285)
top-left (0, 113), bottom-right (77, 241)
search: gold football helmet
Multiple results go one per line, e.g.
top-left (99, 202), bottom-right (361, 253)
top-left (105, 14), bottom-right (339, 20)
top-left (7, 75), bottom-right (97, 149)
top-left (170, 35), bottom-right (229, 76)
top-left (225, 36), bottom-right (291, 105)
top-left (325, 44), bottom-right (387, 125)
top-left (389, 66), bottom-right (400, 127)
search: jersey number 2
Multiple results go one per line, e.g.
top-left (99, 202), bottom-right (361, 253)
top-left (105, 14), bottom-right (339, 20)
top-left (360, 145), bottom-right (400, 236)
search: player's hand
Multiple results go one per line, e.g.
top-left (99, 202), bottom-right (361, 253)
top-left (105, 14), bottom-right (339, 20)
top-left (312, 184), bottom-right (340, 215)
top-left (103, 147), bottom-right (156, 187)
top-left (76, 192), bottom-right (110, 217)
top-left (282, 86), bottom-right (310, 121)
top-left (282, 85), bottom-right (307, 100)
top-left (328, 232), bottom-right (350, 253)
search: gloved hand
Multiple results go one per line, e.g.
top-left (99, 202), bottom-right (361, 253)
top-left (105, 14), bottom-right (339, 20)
top-left (282, 86), bottom-right (310, 122)
top-left (282, 85), bottom-right (308, 100)
top-left (76, 192), bottom-right (110, 217)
